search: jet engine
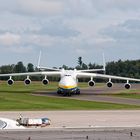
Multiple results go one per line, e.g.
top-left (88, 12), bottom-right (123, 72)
top-left (106, 81), bottom-right (113, 88)
top-left (88, 80), bottom-right (95, 87)
top-left (42, 79), bottom-right (49, 85)
top-left (7, 79), bottom-right (14, 85)
top-left (24, 78), bottom-right (31, 85)
top-left (124, 83), bottom-right (131, 89)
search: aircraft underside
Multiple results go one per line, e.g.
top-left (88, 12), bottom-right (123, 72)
top-left (57, 87), bottom-right (80, 96)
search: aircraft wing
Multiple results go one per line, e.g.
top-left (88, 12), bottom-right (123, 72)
top-left (77, 72), bottom-right (140, 82)
top-left (78, 68), bottom-right (105, 72)
top-left (0, 71), bottom-right (61, 77)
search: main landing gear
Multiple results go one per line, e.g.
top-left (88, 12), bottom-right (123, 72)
top-left (57, 88), bottom-right (80, 96)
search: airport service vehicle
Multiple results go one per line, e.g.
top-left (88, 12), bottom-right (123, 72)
top-left (0, 53), bottom-right (140, 96)
top-left (17, 117), bottom-right (51, 127)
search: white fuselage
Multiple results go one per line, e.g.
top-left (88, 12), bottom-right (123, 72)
top-left (58, 69), bottom-right (78, 90)
top-left (57, 69), bottom-right (80, 96)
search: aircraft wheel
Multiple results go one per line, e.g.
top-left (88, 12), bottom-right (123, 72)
top-left (68, 92), bottom-right (72, 96)
top-left (57, 90), bottom-right (61, 95)
top-left (62, 93), bottom-right (67, 96)
top-left (76, 90), bottom-right (80, 95)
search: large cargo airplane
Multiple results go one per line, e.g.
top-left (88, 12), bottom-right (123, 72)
top-left (0, 54), bottom-right (140, 96)
top-left (0, 66), bottom-right (140, 96)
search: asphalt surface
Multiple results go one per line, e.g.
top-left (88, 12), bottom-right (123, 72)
top-left (71, 94), bottom-right (140, 105)
top-left (34, 84), bottom-right (140, 105)
top-left (0, 128), bottom-right (140, 140)
top-left (71, 84), bottom-right (140, 105)
top-left (1, 111), bottom-right (140, 128)
top-left (0, 111), bottom-right (140, 140)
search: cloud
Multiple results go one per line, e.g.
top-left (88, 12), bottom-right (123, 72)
top-left (0, 0), bottom-right (140, 66)
top-left (36, 19), bottom-right (80, 37)
top-left (0, 11), bottom-right (80, 38)
top-left (16, 0), bottom-right (64, 16)
top-left (0, 12), bottom-right (41, 34)
top-left (0, 32), bottom-right (21, 46)
top-left (63, 0), bottom-right (140, 19)
top-left (91, 0), bottom-right (140, 11)
top-left (101, 19), bottom-right (140, 42)
top-left (1, 0), bottom-right (140, 17)
top-left (0, 0), bottom-right (64, 16)
top-left (11, 46), bottom-right (33, 53)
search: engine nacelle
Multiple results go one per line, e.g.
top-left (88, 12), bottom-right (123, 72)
top-left (106, 81), bottom-right (113, 88)
top-left (124, 83), bottom-right (131, 89)
top-left (7, 79), bottom-right (14, 85)
top-left (88, 80), bottom-right (95, 87)
top-left (42, 79), bottom-right (49, 85)
top-left (24, 78), bottom-right (31, 85)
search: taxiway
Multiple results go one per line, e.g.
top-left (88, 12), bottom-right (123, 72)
top-left (0, 111), bottom-right (140, 140)
top-left (34, 84), bottom-right (140, 105)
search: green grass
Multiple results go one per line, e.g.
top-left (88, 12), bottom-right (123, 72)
top-left (110, 91), bottom-right (140, 99)
top-left (0, 81), bottom-right (140, 110)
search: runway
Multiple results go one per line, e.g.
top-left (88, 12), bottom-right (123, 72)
top-left (0, 111), bottom-right (140, 140)
top-left (0, 127), bottom-right (140, 140)
top-left (0, 111), bottom-right (140, 128)
top-left (34, 84), bottom-right (140, 105)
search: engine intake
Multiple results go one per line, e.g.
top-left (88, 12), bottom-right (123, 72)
top-left (106, 81), bottom-right (113, 88)
top-left (88, 80), bottom-right (95, 87)
top-left (42, 79), bottom-right (49, 85)
top-left (124, 83), bottom-right (131, 89)
top-left (7, 79), bottom-right (14, 85)
top-left (24, 78), bottom-right (31, 85)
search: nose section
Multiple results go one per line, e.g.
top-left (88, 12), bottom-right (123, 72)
top-left (63, 80), bottom-right (69, 86)
top-left (61, 84), bottom-right (75, 89)
top-left (59, 77), bottom-right (77, 89)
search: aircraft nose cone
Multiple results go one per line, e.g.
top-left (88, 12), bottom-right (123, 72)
top-left (59, 76), bottom-right (77, 89)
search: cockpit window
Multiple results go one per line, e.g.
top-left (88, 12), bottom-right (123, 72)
top-left (65, 75), bottom-right (71, 76)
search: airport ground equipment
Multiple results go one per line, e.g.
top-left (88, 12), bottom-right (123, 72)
top-left (16, 115), bottom-right (51, 127)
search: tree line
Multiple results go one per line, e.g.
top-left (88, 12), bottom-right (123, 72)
top-left (0, 57), bottom-right (140, 81)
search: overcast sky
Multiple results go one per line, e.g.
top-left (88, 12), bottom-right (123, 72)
top-left (0, 0), bottom-right (140, 67)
